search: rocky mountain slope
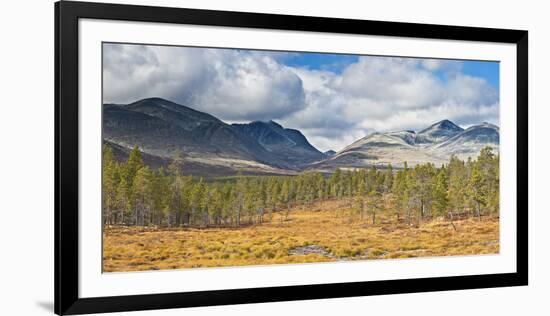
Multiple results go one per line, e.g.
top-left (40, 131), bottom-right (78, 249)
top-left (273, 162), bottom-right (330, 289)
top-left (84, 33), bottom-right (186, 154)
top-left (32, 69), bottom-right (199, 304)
top-left (103, 98), bottom-right (317, 175)
top-left (232, 120), bottom-right (325, 167)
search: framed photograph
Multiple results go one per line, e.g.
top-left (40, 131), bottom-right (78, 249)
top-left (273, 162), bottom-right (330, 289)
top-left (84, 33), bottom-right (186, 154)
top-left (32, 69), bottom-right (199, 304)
top-left (55, 1), bottom-right (528, 314)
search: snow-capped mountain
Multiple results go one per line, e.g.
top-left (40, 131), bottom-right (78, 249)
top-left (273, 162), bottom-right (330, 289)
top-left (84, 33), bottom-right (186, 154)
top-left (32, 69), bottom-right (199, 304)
top-left (415, 119), bottom-right (464, 144)
top-left (309, 120), bottom-right (499, 171)
top-left (430, 122), bottom-right (499, 159)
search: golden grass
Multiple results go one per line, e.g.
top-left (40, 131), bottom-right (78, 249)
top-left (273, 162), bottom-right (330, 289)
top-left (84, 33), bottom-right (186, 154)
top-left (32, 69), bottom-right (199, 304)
top-left (103, 200), bottom-right (499, 272)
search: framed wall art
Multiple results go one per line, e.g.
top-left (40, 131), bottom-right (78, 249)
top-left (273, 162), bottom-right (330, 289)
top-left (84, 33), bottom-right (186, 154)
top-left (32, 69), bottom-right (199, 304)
top-left (55, 1), bottom-right (528, 314)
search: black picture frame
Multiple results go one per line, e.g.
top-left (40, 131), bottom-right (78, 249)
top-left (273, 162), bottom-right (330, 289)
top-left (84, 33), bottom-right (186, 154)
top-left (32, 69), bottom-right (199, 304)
top-left (55, 1), bottom-right (528, 315)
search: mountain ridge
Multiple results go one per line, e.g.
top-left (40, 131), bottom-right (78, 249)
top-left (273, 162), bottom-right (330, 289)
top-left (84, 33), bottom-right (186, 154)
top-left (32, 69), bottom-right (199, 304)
top-left (103, 98), bottom-right (293, 170)
top-left (103, 98), bottom-right (324, 174)
top-left (103, 97), bottom-right (499, 176)
top-left (313, 119), bottom-right (499, 171)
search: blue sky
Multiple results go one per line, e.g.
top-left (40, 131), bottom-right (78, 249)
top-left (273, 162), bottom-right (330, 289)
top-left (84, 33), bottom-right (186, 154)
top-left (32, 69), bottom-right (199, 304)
top-left (103, 44), bottom-right (500, 151)
top-left (283, 52), bottom-right (359, 73)
top-left (281, 51), bottom-right (499, 90)
top-left (461, 60), bottom-right (499, 87)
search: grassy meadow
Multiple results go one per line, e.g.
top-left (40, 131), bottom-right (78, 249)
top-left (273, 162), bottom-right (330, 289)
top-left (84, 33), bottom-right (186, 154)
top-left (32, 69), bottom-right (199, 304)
top-left (103, 199), bottom-right (499, 272)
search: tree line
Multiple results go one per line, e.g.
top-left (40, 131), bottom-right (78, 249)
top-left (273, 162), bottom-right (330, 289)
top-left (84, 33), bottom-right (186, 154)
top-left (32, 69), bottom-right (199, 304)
top-left (102, 145), bottom-right (499, 227)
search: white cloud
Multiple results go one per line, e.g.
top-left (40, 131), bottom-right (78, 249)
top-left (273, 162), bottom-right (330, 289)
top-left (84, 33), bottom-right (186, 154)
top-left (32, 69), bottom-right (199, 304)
top-left (103, 44), bottom-right (499, 152)
top-left (279, 56), bottom-right (498, 151)
top-left (103, 44), bottom-right (306, 121)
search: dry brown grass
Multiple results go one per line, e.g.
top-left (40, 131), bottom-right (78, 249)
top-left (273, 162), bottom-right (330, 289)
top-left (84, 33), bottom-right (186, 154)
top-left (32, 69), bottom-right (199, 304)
top-left (103, 200), bottom-right (499, 272)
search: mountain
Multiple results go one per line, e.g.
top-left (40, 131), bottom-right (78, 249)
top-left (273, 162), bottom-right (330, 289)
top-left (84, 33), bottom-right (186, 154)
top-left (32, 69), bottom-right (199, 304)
top-left (430, 122), bottom-right (499, 159)
top-left (415, 119), bottom-right (464, 144)
top-left (232, 120), bottom-right (325, 166)
top-left (310, 132), bottom-right (446, 171)
top-left (104, 98), bottom-right (498, 174)
top-left (103, 98), bottom-right (320, 176)
top-left (309, 120), bottom-right (499, 171)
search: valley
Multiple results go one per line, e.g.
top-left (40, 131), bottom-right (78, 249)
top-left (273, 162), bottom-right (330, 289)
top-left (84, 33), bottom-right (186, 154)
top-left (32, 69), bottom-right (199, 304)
top-left (101, 97), bottom-right (501, 272)
top-left (103, 199), bottom-right (499, 272)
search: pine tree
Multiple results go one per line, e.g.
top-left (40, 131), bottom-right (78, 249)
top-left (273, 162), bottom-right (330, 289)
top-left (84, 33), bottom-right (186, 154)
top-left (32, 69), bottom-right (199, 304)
top-left (279, 179), bottom-right (290, 221)
top-left (355, 173), bottom-right (367, 221)
top-left (102, 145), bottom-right (119, 225)
top-left (168, 150), bottom-right (184, 176)
top-left (255, 183), bottom-right (267, 223)
top-left (166, 153), bottom-right (185, 226)
top-left (115, 178), bottom-right (130, 225)
top-left (433, 168), bottom-right (449, 217)
top-left (331, 168), bottom-right (342, 199)
top-left (367, 190), bottom-right (383, 224)
top-left (124, 146), bottom-right (144, 185)
top-left (487, 154), bottom-right (500, 214)
top-left (153, 167), bottom-right (170, 226)
top-left (235, 175), bottom-right (247, 227)
top-left (468, 162), bottom-right (487, 220)
top-left (409, 163), bottom-right (435, 221)
top-left (208, 186), bottom-right (223, 226)
top-left (478, 147), bottom-right (499, 215)
top-left (131, 166), bottom-right (153, 226)
top-left (447, 155), bottom-right (467, 216)
top-left (383, 164), bottom-right (394, 193)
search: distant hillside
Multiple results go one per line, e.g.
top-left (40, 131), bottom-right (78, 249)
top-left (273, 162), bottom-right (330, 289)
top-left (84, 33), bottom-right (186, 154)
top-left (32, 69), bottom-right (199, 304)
top-left (103, 98), bottom-right (318, 176)
top-left (309, 120), bottom-right (499, 171)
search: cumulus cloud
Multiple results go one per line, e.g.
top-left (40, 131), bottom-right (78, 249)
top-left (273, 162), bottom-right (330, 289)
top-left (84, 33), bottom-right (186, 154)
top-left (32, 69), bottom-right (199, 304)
top-left (103, 44), bottom-right (499, 152)
top-left (103, 44), bottom-right (306, 121)
top-left (279, 56), bottom-right (499, 151)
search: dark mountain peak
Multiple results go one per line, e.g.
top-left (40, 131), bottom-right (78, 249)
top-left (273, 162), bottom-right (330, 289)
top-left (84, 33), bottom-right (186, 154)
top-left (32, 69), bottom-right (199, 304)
top-left (268, 120), bottom-right (283, 129)
top-left (421, 119), bottom-right (463, 133)
top-left (324, 150), bottom-right (336, 156)
top-left (135, 96), bottom-right (171, 103)
top-left (127, 97), bottom-right (216, 117)
top-left (232, 121), bottom-right (324, 166)
top-left (415, 119), bottom-right (464, 144)
top-left (127, 97), bottom-right (184, 109)
top-left (122, 98), bottom-right (224, 129)
top-left (245, 120), bottom-right (284, 130)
